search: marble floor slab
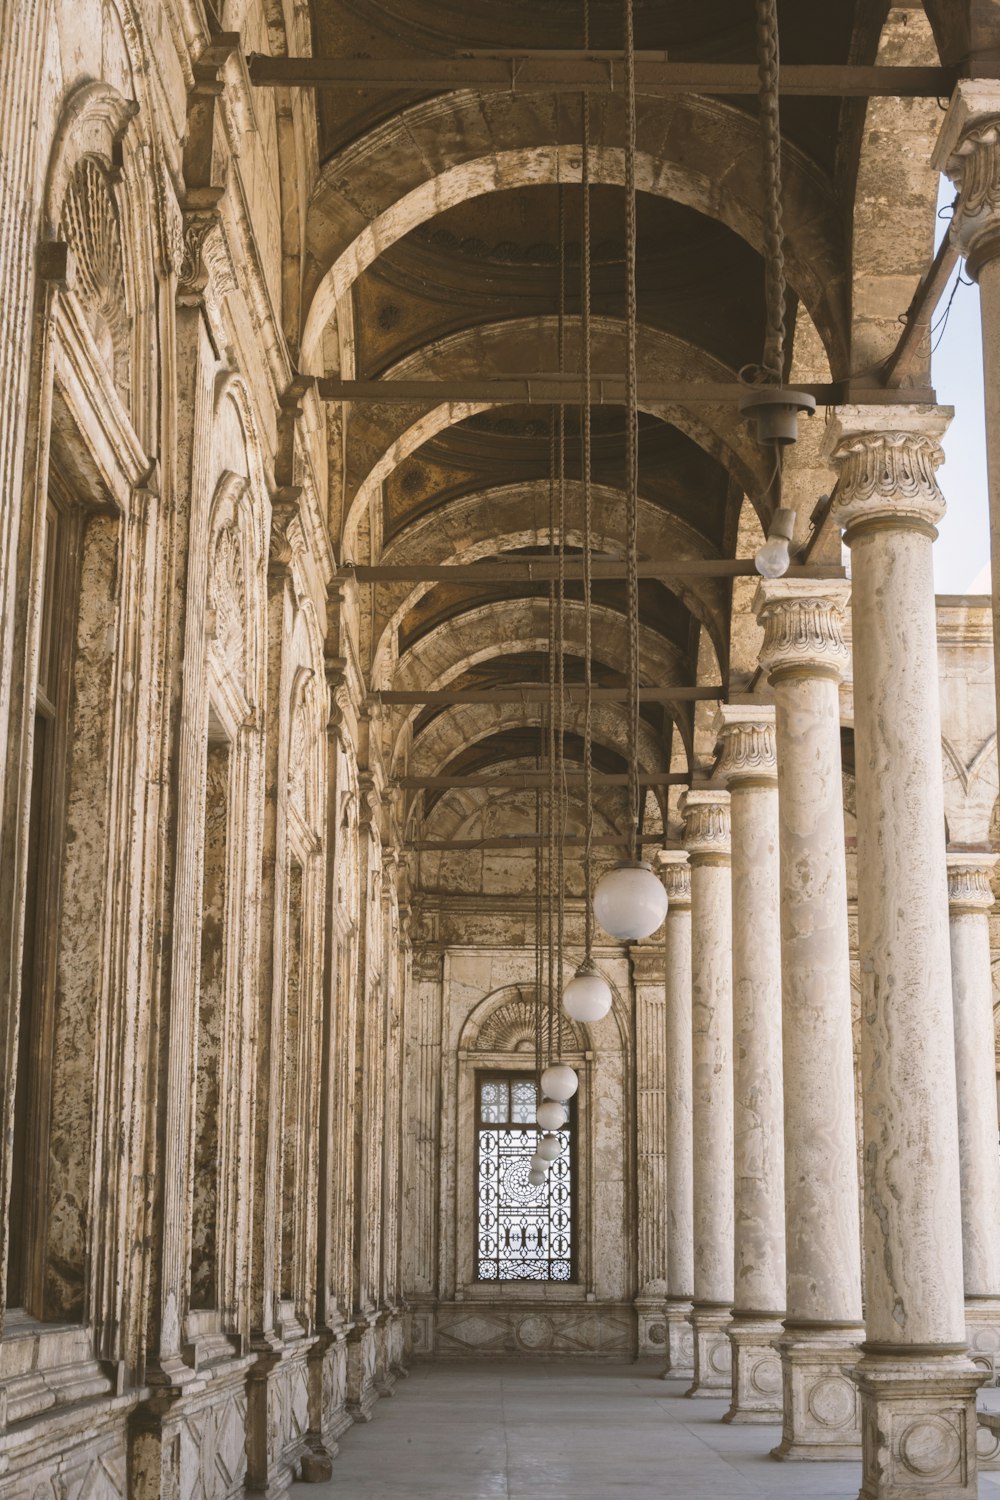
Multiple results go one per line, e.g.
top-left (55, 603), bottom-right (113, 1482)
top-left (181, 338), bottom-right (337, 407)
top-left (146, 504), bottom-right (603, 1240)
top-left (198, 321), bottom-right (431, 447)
top-left (291, 1359), bottom-right (1000, 1499)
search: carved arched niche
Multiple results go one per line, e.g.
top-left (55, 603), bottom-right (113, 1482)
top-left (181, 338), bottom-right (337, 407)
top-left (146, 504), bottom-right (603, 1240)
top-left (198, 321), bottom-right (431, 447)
top-left (466, 988), bottom-right (585, 1058)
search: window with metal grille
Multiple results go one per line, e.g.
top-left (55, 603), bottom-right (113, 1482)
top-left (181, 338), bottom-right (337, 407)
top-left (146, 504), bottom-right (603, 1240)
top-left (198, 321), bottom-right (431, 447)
top-left (475, 1073), bottom-right (573, 1282)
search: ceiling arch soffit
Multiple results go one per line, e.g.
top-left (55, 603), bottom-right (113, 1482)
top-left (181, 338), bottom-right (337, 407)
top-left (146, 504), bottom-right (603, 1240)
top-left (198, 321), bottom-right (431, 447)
top-left (341, 319), bottom-right (773, 561)
top-left (302, 94), bottom-right (848, 375)
top-left (414, 775), bottom-right (627, 841)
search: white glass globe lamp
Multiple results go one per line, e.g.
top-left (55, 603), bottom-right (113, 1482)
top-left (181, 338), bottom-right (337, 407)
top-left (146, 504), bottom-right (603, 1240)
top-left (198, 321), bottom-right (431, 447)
top-left (562, 961), bottom-right (613, 1023)
top-left (537, 1133), bottom-right (562, 1162)
top-left (536, 1099), bottom-right (568, 1131)
top-left (540, 1063), bottom-right (579, 1102)
top-left (593, 861), bottom-right (668, 941)
top-left (529, 1151), bottom-right (550, 1174)
top-left (528, 1167), bottom-right (547, 1186)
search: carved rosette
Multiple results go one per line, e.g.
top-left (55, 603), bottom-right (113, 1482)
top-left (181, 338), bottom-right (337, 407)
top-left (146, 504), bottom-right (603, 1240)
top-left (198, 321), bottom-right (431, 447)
top-left (946, 854), bottom-right (997, 914)
top-left (828, 429), bottom-right (946, 535)
top-left (715, 713), bottom-right (777, 787)
top-left (680, 790), bottom-right (731, 860)
top-left (657, 852), bottom-right (691, 908)
top-left (754, 580), bottom-right (851, 683)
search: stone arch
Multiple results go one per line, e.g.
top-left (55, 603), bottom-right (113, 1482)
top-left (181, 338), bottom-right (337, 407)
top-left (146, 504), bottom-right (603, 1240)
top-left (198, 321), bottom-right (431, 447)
top-left (302, 95), bottom-right (847, 374)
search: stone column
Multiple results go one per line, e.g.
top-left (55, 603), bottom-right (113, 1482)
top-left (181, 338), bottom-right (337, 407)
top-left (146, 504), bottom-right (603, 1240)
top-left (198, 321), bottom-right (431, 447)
top-left (659, 852), bottom-right (695, 1380)
top-left (947, 853), bottom-right (1000, 1373)
top-left (753, 579), bottom-right (864, 1460)
top-left (633, 946), bottom-right (670, 1356)
top-left (681, 788), bottom-right (734, 1397)
top-left (715, 706), bottom-right (785, 1424)
top-left (828, 410), bottom-right (980, 1500)
top-left (936, 87), bottom-right (1000, 749)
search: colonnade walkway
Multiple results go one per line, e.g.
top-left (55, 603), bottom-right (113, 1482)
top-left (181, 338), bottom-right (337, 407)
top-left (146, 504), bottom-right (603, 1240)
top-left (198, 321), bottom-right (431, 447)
top-left (290, 1360), bottom-right (1000, 1499)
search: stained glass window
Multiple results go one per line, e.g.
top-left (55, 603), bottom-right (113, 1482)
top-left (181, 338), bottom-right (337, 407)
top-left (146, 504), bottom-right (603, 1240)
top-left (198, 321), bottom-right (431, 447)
top-left (475, 1073), bottom-right (573, 1282)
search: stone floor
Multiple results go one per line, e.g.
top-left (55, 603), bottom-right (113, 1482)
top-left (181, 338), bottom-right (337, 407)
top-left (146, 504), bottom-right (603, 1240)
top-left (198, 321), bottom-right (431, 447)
top-left (291, 1360), bottom-right (1000, 1499)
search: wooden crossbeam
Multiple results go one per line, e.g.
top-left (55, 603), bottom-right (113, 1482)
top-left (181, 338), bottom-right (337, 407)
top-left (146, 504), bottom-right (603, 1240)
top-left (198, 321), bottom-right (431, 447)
top-left (410, 833), bottom-right (669, 850)
top-left (374, 686), bottom-right (721, 705)
top-left (247, 56), bottom-right (956, 98)
top-left (350, 561), bottom-right (847, 583)
top-left (399, 771), bottom-right (686, 789)
top-left (316, 376), bottom-right (936, 407)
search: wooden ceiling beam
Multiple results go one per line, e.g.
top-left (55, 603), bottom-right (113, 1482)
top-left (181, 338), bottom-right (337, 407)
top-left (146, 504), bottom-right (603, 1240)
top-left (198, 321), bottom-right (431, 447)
top-left (374, 686), bottom-right (722, 705)
top-left (398, 772), bottom-right (687, 789)
top-left (882, 234), bottom-right (962, 388)
top-left (247, 56), bottom-right (958, 98)
top-left (315, 376), bottom-right (936, 406)
top-left (409, 833), bottom-right (670, 849)
top-left (350, 561), bottom-right (846, 582)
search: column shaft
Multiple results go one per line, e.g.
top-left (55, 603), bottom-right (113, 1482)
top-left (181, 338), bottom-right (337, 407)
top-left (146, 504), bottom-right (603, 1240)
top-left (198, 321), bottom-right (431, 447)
top-left (755, 580), bottom-right (864, 1461)
top-left (682, 790), bottom-right (734, 1398)
top-left (717, 708), bottom-right (785, 1424)
top-left (829, 411), bottom-right (980, 1500)
top-left (660, 853), bottom-right (694, 1380)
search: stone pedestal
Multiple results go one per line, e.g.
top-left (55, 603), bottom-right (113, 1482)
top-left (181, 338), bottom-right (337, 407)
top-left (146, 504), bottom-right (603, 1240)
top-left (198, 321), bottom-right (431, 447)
top-left (754, 580), bottom-right (865, 1460)
top-left (946, 854), bottom-right (1000, 1376)
top-left (658, 852), bottom-right (695, 1382)
top-left (345, 1311), bottom-right (380, 1423)
top-left (680, 791), bottom-right (734, 1399)
top-left (829, 409), bottom-right (980, 1499)
top-left (716, 706), bottom-right (786, 1424)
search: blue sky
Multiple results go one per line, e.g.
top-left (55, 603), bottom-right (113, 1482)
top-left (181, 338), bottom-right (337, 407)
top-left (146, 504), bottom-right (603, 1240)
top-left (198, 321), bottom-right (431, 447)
top-left (931, 176), bottom-right (991, 594)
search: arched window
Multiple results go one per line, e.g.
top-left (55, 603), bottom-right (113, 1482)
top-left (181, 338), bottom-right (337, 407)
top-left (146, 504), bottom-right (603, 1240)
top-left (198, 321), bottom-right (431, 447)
top-left (475, 1073), bottom-right (574, 1283)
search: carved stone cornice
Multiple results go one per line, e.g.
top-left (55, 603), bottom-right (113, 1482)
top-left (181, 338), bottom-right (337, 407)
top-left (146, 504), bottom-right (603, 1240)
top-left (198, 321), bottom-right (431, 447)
top-left (933, 83), bottom-right (1000, 269)
top-left (753, 579), bottom-right (851, 684)
top-left (680, 788), bottom-right (730, 861)
top-left (946, 852), bottom-right (997, 914)
top-left (656, 849), bottom-right (691, 908)
top-left (714, 704), bottom-right (777, 787)
top-left (825, 417), bottom-right (947, 537)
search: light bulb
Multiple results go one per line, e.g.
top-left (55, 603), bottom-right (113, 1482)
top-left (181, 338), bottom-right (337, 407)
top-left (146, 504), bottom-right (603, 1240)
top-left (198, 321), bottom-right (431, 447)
top-left (540, 1063), bottom-right (579, 1102)
top-left (754, 535), bottom-right (791, 579)
top-left (528, 1167), bottom-right (547, 1186)
top-left (562, 966), bottom-right (613, 1023)
top-left (593, 862), bottom-right (668, 941)
top-left (537, 1133), bottom-right (562, 1162)
top-left (536, 1099), bottom-right (568, 1131)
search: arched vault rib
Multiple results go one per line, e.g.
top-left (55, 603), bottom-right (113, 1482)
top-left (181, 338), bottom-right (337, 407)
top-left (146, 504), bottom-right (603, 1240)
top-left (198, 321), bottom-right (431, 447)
top-left (369, 481), bottom-right (729, 684)
top-left (341, 317), bottom-right (771, 562)
top-left (302, 93), bottom-right (848, 374)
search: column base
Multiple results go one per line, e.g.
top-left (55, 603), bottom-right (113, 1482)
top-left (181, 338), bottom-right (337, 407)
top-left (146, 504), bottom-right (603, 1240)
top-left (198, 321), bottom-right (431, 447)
top-left (685, 1305), bottom-right (732, 1397)
top-left (770, 1323), bottom-right (863, 1461)
top-left (856, 1346), bottom-right (982, 1499)
top-left (723, 1314), bottom-right (783, 1423)
top-left (659, 1299), bottom-right (694, 1380)
top-left (966, 1296), bottom-right (1000, 1380)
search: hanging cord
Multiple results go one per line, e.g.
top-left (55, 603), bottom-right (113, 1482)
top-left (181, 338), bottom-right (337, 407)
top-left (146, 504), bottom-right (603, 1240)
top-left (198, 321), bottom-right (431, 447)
top-left (623, 0), bottom-right (641, 864)
top-left (547, 406), bottom-right (558, 1066)
top-left (535, 780), bottom-right (544, 1089)
top-left (581, 92), bottom-right (595, 961)
top-left (756, 0), bottom-right (786, 385)
top-left (556, 185), bottom-right (568, 1034)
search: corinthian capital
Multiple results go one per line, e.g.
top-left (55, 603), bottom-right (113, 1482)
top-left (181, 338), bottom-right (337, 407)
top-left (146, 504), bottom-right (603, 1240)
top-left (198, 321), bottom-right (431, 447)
top-left (933, 82), bottom-right (1000, 267)
top-left (680, 788), bottom-right (730, 860)
top-left (656, 849), bottom-right (691, 907)
top-left (713, 704), bottom-right (777, 787)
top-left (946, 852), bottom-right (997, 914)
top-left (753, 579), bottom-right (851, 684)
top-left (824, 408), bottom-right (949, 536)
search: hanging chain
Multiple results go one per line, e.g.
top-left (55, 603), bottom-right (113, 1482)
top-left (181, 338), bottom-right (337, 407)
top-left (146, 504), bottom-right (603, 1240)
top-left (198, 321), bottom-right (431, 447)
top-left (756, 0), bottom-right (786, 384)
top-left (623, 0), bottom-right (641, 863)
top-left (556, 185), bottom-right (568, 1027)
top-left (535, 782), bottom-right (543, 1086)
top-left (581, 92), bottom-right (595, 959)
top-left (547, 404), bottom-right (558, 1065)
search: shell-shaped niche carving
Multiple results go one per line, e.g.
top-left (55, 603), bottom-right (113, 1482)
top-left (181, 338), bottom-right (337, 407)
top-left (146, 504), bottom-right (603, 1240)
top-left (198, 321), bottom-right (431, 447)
top-left (474, 993), bottom-right (583, 1055)
top-left (209, 524), bottom-right (246, 690)
top-left (58, 156), bottom-right (131, 403)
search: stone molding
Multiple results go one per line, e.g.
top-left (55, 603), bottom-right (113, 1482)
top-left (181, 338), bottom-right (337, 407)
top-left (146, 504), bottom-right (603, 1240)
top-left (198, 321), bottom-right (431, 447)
top-left (713, 705), bottom-right (777, 787)
top-left (753, 579), bottom-right (851, 682)
top-left (680, 788), bottom-right (731, 858)
top-left (827, 428), bottom-right (946, 535)
top-left (934, 83), bottom-right (1000, 264)
top-left (946, 852), bottom-right (998, 913)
